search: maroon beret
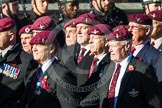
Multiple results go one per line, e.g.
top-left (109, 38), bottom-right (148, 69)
top-left (30, 16), bottom-right (55, 30)
top-left (64, 19), bottom-right (76, 29)
top-left (128, 14), bottom-right (152, 25)
top-left (113, 25), bottom-right (129, 32)
top-left (148, 10), bottom-right (162, 21)
top-left (30, 31), bottom-right (56, 45)
top-left (0, 18), bottom-right (15, 32)
top-left (107, 26), bottom-right (132, 41)
top-left (75, 13), bottom-right (100, 25)
top-left (19, 24), bottom-right (32, 36)
top-left (88, 24), bottom-right (112, 35)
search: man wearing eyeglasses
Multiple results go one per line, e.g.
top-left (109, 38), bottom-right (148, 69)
top-left (128, 14), bottom-right (160, 80)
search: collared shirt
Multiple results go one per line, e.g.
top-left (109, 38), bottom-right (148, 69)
top-left (40, 57), bottom-right (55, 74)
top-left (94, 53), bottom-right (107, 66)
top-left (109, 56), bottom-right (130, 108)
top-left (80, 45), bottom-right (90, 56)
top-left (133, 44), bottom-right (144, 57)
top-left (151, 37), bottom-right (162, 50)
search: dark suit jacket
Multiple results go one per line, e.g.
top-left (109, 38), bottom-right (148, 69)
top-left (76, 54), bottom-right (110, 107)
top-left (21, 60), bottom-right (78, 108)
top-left (80, 57), bottom-right (162, 108)
top-left (136, 42), bottom-right (160, 68)
top-left (0, 44), bottom-right (38, 108)
top-left (158, 43), bottom-right (162, 52)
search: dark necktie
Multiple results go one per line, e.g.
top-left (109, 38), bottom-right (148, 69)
top-left (0, 52), bottom-right (2, 59)
top-left (151, 41), bottom-right (155, 46)
top-left (77, 48), bottom-right (86, 63)
top-left (131, 47), bottom-right (136, 54)
top-left (107, 63), bottom-right (121, 108)
top-left (88, 58), bottom-right (99, 79)
top-left (36, 68), bottom-right (44, 89)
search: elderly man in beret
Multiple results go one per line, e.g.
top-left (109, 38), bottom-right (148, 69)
top-left (76, 24), bottom-right (112, 106)
top-left (0, 18), bottom-right (38, 108)
top-left (80, 25), bottom-right (162, 108)
top-left (19, 24), bottom-right (33, 54)
top-left (21, 31), bottom-right (77, 108)
top-left (142, 0), bottom-right (161, 14)
top-left (128, 14), bottom-right (160, 71)
top-left (74, 13), bottom-right (100, 63)
top-left (147, 10), bottom-right (162, 51)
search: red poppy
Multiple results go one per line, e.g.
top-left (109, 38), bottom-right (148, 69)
top-left (128, 65), bottom-right (135, 72)
top-left (40, 76), bottom-right (51, 89)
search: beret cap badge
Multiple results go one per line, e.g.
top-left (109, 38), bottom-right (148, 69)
top-left (38, 24), bottom-right (45, 30)
top-left (25, 27), bottom-right (30, 33)
top-left (92, 29), bottom-right (99, 35)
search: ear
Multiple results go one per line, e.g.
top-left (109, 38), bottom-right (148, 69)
top-left (8, 31), bottom-right (15, 42)
top-left (49, 45), bottom-right (55, 55)
top-left (91, 0), bottom-right (96, 7)
top-left (31, 0), bottom-right (35, 8)
top-left (124, 41), bottom-right (131, 51)
top-left (2, 4), bottom-right (7, 9)
top-left (61, 5), bottom-right (65, 11)
top-left (145, 26), bottom-right (152, 36)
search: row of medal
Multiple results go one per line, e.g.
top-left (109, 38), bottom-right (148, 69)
top-left (0, 63), bottom-right (20, 79)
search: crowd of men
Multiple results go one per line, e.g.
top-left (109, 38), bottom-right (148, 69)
top-left (0, 0), bottom-right (162, 108)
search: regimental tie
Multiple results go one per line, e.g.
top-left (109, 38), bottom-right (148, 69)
top-left (131, 47), bottom-right (136, 54)
top-left (107, 63), bottom-right (121, 108)
top-left (88, 58), bottom-right (99, 79)
top-left (77, 48), bottom-right (86, 63)
top-left (151, 41), bottom-right (155, 46)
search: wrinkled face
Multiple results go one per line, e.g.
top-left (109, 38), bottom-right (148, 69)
top-left (65, 26), bottom-right (77, 46)
top-left (89, 34), bottom-right (106, 55)
top-left (32, 44), bottom-right (53, 65)
top-left (92, 0), bottom-right (112, 13)
top-left (7, 1), bottom-right (19, 16)
top-left (128, 22), bottom-right (148, 46)
top-left (76, 23), bottom-right (91, 46)
top-left (32, 0), bottom-right (48, 15)
top-left (0, 31), bottom-right (12, 50)
top-left (62, 2), bottom-right (79, 18)
top-left (20, 34), bottom-right (33, 54)
top-left (108, 41), bottom-right (127, 62)
top-left (145, 3), bottom-right (161, 14)
top-left (151, 20), bottom-right (162, 39)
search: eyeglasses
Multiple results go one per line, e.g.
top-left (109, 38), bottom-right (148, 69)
top-left (128, 25), bottom-right (144, 30)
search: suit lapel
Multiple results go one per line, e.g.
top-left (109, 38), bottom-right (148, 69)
top-left (118, 57), bottom-right (137, 99)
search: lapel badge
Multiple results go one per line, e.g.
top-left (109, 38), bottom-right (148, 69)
top-left (13, 68), bottom-right (20, 79)
top-left (128, 88), bottom-right (139, 98)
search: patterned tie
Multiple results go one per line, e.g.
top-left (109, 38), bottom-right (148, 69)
top-left (77, 48), bottom-right (86, 63)
top-left (88, 58), bottom-right (99, 79)
top-left (151, 41), bottom-right (155, 46)
top-left (107, 63), bottom-right (121, 108)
